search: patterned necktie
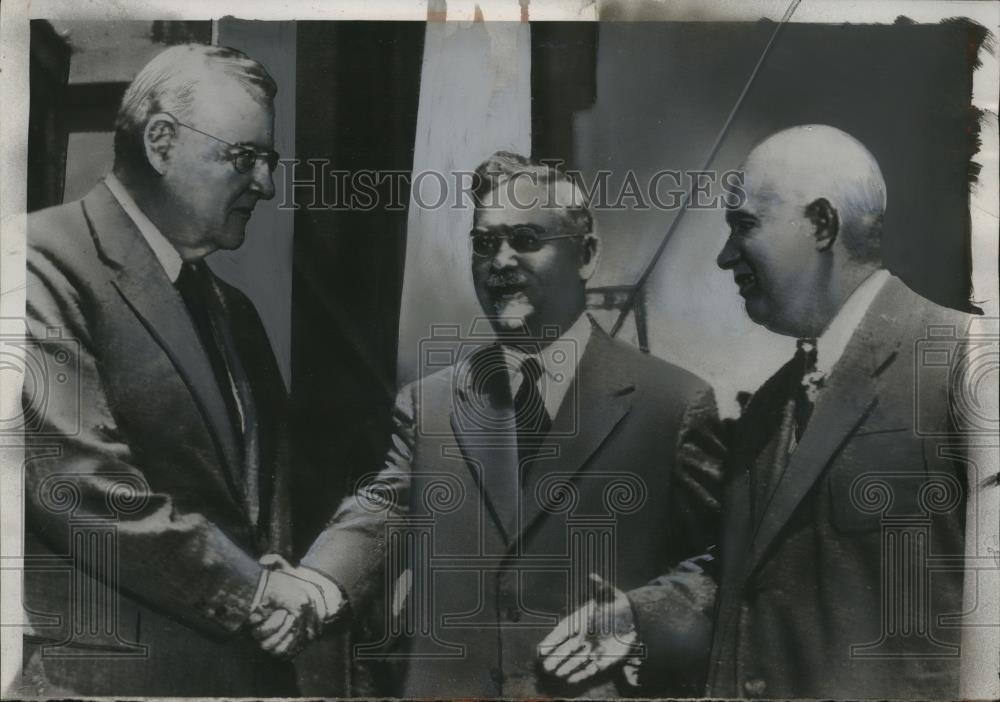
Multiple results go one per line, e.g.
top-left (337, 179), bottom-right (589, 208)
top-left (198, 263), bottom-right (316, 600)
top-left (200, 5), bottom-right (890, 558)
top-left (513, 357), bottom-right (551, 463)
top-left (792, 338), bottom-right (823, 443)
top-left (752, 338), bottom-right (823, 518)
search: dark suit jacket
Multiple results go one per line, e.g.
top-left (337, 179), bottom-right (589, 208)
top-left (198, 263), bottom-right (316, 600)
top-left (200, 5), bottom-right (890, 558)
top-left (694, 275), bottom-right (967, 699)
top-left (304, 322), bottom-right (724, 698)
top-left (21, 182), bottom-right (295, 696)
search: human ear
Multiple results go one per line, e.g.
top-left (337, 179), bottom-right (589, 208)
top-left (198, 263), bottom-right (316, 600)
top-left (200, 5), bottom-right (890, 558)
top-left (805, 197), bottom-right (839, 251)
top-left (578, 233), bottom-right (601, 281)
top-left (144, 113), bottom-right (178, 175)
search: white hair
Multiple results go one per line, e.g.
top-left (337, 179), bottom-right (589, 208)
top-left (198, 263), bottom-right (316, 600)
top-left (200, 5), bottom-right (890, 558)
top-left (113, 44), bottom-right (276, 174)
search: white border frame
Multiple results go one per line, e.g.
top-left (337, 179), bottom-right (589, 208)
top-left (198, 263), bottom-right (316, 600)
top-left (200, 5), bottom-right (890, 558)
top-left (1, 1), bottom-right (996, 697)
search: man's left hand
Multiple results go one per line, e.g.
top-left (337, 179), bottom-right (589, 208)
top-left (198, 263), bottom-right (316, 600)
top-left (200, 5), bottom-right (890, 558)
top-left (537, 573), bottom-right (639, 685)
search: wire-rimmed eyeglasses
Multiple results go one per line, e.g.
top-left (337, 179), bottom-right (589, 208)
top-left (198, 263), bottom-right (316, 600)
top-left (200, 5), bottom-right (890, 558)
top-left (163, 111), bottom-right (280, 174)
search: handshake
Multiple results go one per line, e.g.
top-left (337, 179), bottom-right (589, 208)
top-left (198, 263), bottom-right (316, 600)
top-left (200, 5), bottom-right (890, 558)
top-left (247, 554), bottom-right (347, 658)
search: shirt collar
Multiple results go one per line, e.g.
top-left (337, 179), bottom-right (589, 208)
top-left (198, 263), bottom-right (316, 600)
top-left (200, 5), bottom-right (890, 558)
top-left (104, 173), bottom-right (184, 283)
top-left (814, 269), bottom-right (891, 377)
top-left (502, 313), bottom-right (594, 419)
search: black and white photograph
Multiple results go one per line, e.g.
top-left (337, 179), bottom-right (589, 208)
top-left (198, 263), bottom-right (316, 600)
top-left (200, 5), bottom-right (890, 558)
top-left (0, 1), bottom-right (997, 699)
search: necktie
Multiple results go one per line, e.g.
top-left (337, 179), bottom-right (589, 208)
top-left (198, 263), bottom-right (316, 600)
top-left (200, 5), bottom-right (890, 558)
top-left (174, 261), bottom-right (260, 524)
top-left (175, 262), bottom-right (244, 434)
top-left (752, 339), bottom-right (823, 519)
top-left (513, 357), bottom-right (551, 464)
top-left (792, 338), bottom-right (823, 443)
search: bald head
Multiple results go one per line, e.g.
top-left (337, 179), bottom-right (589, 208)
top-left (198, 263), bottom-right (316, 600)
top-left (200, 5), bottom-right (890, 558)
top-left (717, 125), bottom-right (887, 337)
top-left (743, 125), bottom-right (886, 262)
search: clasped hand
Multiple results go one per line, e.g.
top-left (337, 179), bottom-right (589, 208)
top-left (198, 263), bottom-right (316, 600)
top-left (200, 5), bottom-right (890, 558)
top-left (247, 554), bottom-right (343, 658)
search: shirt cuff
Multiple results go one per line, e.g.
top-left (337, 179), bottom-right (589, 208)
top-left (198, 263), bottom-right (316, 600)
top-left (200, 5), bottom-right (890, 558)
top-left (295, 565), bottom-right (349, 623)
top-left (249, 567), bottom-right (270, 614)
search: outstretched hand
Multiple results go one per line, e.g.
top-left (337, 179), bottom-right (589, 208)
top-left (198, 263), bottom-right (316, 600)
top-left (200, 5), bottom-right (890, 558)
top-left (537, 573), bottom-right (639, 685)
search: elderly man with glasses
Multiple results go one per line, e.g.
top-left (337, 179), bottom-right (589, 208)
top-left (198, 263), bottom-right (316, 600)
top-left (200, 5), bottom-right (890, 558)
top-left (293, 152), bottom-right (725, 698)
top-left (21, 44), bottom-right (335, 697)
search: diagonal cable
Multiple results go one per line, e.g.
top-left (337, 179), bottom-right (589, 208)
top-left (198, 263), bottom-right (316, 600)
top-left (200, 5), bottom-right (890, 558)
top-left (611, 0), bottom-right (803, 337)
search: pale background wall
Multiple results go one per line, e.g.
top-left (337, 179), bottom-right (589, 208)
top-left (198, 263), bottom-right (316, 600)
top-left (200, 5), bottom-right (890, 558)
top-left (395, 20), bottom-right (532, 385)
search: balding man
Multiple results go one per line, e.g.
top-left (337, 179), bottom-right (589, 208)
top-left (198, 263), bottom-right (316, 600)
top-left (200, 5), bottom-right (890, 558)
top-left (703, 125), bottom-right (967, 698)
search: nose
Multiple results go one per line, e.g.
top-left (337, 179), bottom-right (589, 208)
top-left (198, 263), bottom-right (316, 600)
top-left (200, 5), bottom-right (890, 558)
top-left (491, 238), bottom-right (518, 269)
top-left (717, 237), bottom-right (740, 270)
top-left (249, 159), bottom-right (275, 201)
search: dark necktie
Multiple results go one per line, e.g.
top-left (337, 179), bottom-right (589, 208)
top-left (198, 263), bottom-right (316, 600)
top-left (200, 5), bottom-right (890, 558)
top-left (174, 261), bottom-right (260, 524)
top-left (175, 263), bottom-right (243, 433)
top-left (513, 357), bottom-right (551, 464)
top-left (752, 338), bottom-right (822, 518)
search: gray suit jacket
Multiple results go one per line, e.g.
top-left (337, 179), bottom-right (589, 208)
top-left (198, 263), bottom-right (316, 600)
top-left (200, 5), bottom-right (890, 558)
top-left (21, 183), bottom-right (295, 696)
top-left (305, 322), bottom-right (724, 697)
top-left (640, 275), bottom-right (969, 699)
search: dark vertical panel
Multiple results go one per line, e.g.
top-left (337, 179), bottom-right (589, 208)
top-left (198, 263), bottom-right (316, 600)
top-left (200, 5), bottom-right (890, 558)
top-left (63, 83), bottom-right (128, 132)
top-left (290, 21), bottom-right (424, 554)
top-left (291, 25), bottom-right (423, 695)
top-left (27, 20), bottom-right (71, 212)
top-left (531, 22), bottom-right (597, 168)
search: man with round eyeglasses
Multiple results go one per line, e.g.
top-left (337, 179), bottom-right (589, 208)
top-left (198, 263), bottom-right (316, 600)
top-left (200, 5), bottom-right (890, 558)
top-left (300, 152), bottom-right (725, 698)
top-left (21, 44), bottom-right (331, 696)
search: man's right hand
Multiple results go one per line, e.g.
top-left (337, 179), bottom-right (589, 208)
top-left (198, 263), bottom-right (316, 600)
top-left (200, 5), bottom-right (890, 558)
top-left (248, 558), bottom-right (326, 658)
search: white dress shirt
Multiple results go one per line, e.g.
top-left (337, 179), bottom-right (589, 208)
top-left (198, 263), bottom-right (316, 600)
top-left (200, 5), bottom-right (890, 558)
top-left (785, 268), bottom-right (891, 455)
top-left (105, 174), bottom-right (184, 283)
top-left (501, 313), bottom-right (594, 420)
top-left (815, 268), bottom-right (891, 379)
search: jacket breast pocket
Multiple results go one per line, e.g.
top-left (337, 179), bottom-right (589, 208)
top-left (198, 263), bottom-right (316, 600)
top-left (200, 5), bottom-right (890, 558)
top-left (827, 429), bottom-right (931, 534)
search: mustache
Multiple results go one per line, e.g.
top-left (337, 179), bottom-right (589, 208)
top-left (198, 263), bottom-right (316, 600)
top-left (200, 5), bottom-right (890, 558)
top-left (485, 270), bottom-right (528, 290)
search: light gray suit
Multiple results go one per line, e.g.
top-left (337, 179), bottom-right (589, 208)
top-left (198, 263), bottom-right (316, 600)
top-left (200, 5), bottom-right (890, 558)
top-left (21, 183), bottom-right (295, 696)
top-left (305, 321), bottom-right (725, 697)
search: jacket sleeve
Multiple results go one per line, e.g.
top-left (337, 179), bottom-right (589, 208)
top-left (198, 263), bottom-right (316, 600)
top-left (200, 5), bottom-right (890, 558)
top-left (627, 556), bottom-right (718, 693)
top-left (23, 246), bottom-right (263, 638)
top-left (625, 384), bottom-right (726, 692)
top-left (301, 382), bottom-right (415, 614)
top-left (669, 385), bottom-right (725, 558)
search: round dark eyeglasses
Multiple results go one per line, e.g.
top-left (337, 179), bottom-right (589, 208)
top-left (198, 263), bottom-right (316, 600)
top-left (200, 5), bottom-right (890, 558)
top-left (470, 225), bottom-right (586, 257)
top-left (164, 112), bottom-right (280, 174)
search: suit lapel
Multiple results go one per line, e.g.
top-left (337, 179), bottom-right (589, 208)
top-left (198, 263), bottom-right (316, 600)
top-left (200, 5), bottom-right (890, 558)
top-left (82, 184), bottom-right (246, 504)
top-left (515, 328), bottom-right (634, 544)
top-left (746, 279), bottom-right (907, 574)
